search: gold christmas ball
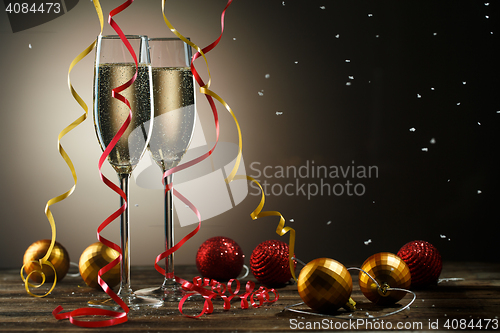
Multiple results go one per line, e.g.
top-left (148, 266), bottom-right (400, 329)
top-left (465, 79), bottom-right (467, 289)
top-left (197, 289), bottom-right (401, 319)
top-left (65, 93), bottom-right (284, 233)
top-left (359, 252), bottom-right (411, 305)
top-left (298, 258), bottom-right (353, 313)
top-left (79, 242), bottom-right (120, 289)
top-left (23, 239), bottom-right (70, 283)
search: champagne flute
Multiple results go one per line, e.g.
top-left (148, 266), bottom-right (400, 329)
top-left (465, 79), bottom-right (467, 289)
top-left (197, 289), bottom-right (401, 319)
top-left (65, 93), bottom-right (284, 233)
top-left (90, 35), bottom-right (160, 310)
top-left (135, 38), bottom-right (196, 302)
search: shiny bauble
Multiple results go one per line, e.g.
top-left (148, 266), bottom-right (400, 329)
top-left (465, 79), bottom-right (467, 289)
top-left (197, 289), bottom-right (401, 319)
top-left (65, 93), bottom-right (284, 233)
top-left (359, 252), bottom-right (411, 305)
top-left (250, 240), bottom-right (296, 287)
top-left (196, 236), bottom-right (244, 281)
top-left (397, 240), bottom-right (442, 288)
top-left (297, 258), bottom-right (352, 313)
top-left (23, 239), bottom-right (70, 283)
top-left (79, 242), bottom-right (120, 289)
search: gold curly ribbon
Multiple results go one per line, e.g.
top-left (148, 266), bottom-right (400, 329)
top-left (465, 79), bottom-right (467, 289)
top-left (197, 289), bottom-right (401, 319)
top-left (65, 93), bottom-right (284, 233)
top-left (20, 0), bottom-right (104, 297)
top-left (161, 0), bottom-right (296, 282)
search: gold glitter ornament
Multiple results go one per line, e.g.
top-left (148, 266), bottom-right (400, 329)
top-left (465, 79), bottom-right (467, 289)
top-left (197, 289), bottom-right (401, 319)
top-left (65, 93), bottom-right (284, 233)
top-left (297, 258), bottom-right (352, 312)
top-left (359, 252), bottom-right (411, 305)
top-left (23, 239), bottom-right (70, 283)
top-left (79, 242), bottom-right (120, 289)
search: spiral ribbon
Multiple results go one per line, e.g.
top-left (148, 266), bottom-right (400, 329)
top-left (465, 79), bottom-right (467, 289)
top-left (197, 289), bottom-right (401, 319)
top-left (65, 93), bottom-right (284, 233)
top-left (158, 0), bottom-right (297, 285)
top-left (177, 276), bottom-right (278, 318)
top-left (53, 0), bottom-right (137, 327)
top-left (19, 0), bottom-right (104, 298)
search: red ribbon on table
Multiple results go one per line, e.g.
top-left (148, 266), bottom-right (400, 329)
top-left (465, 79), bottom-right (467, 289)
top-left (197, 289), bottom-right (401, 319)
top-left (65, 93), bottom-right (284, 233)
top-left (53, 0), bottom-right (137, 327)
top-left (177, 276), bottom-right (278, 318)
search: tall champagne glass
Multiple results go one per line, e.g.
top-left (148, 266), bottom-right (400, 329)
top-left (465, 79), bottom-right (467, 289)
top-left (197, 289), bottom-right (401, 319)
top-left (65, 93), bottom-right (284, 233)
top-left (91, 35), bottom-right (160, 310)
top-left (135, 38), bottom-right (196, 302)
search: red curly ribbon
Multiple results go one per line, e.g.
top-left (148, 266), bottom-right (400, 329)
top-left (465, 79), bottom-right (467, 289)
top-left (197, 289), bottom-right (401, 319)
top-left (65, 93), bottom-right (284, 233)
top-left (177, 276), bottom-right (278, 318)
top-left (153, 0), bottom-right (233, 285)
top-left (53, 0), bottom-right (137, 328)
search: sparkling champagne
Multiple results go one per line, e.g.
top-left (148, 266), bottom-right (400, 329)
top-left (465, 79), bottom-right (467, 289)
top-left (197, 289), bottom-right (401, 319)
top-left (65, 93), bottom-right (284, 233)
top-left (94, 63), bottom-right (153, 174)
top-left (148, 67), bottom-right (195, 171)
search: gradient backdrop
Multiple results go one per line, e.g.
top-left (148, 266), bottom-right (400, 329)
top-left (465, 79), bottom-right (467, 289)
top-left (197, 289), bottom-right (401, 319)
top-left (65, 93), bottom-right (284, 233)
top-left (0, 1), bottom-right (498, 274)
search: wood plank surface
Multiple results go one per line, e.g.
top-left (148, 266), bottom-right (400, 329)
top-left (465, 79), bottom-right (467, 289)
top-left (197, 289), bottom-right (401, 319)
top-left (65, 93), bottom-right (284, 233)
top-left (1, 262), bottom-right (499, 331)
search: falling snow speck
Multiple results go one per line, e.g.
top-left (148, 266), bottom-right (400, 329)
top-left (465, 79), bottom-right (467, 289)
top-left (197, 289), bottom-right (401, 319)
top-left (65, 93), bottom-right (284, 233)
top-left (29, 44), bottom-right (32, 49)
top-left (462, 81), bottom-right (466, 84)
top-left (364, 239), bottom-right (372, 245)
top-left (417, 94), bottom-right (421, 98)
top-left (431, 87), bottom-right (435, 90)
top-left (335, 34), bottom-right (340, 38)
top-left (456, 102), bottom-right (461, 105)
top-left (409, 127), bottom-right (416, 132)
top-left (345, 59), bottom-right (351, 63)
top-left (327, 221), bottom-right (332, 225)
top-left (433, 32), bottom-right (438, 36)
top-left (478, 122), bottom-right (481, 125)
top-left (346, 82), bottom-right (352, 86)
top-left (276, 111), bottom-right (283, 115)
top-left (135, 204), bottom-right (139, 207)
top-left (485, 15), bottom-right (489, 19)
top-left (282, 1), bottom-right (285, 5)
top-left (368, 13), bottom-right (373, 17)
top-left (294, 61), bottom-right (299, 64)
top-left (258, 90), bottom-right (264, 96)
top-left (320, 6), bottom-right (325, 10)
top-left (348, 75), bottom-right (354, 79)
top-left (485, 2), bottom-right (490, 5)
top-left (289, 219), bottom-right (294, 222)
top-left (265, 74), bottom-right (270, 79)
top-left (430, 138), bottom-right (436, 144)
top-left (440, 234), bottom-right (446, 239)
top-left (233, 37), bottom-right (237, 40)
top-left (477, 190), bottom-right (482, 194)
top-left (422, 148), bottom-right (428, 152)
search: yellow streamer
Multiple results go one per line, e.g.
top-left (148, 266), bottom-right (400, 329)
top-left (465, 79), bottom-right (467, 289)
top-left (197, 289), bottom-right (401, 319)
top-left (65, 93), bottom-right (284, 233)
top-left (21, 0), bottom-right (104, 297)
top-left (161, 1), bottom-right (296, 282)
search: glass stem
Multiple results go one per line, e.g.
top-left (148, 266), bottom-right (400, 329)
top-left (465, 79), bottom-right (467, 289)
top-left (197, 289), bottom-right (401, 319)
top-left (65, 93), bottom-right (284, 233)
top-left (117, 173), bottom-right (134, 299)
top-left (163, 173), bottom-right (175, 286)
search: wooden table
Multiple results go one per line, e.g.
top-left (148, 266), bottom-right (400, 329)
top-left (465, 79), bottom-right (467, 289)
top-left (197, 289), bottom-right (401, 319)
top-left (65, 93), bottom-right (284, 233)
top-left (1, 262), bottom-right (499, 331)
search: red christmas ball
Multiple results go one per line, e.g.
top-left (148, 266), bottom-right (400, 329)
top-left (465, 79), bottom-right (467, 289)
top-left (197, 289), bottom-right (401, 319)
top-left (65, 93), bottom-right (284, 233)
top-left (250, 240), bottom-right (296, 287)
top-left (397, 240), bottom-right (442, 288)
top-left (196, 236), bottom-right (244, 281)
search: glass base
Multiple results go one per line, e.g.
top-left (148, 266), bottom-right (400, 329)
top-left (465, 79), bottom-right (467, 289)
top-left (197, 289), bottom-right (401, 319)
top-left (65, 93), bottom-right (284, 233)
top-left (135, 278), bottom-right (202, 305)
top-left (88, 291), bottom-right (162, 311)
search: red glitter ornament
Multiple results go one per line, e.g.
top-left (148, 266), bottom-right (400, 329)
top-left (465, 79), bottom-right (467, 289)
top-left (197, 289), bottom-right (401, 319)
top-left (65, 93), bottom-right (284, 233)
top-left (196, 236), bottom-right (244, 281)
top-left (250, 240), bottom-right (296, 287)
top-left (397, 240), bottom-right (442, 288)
